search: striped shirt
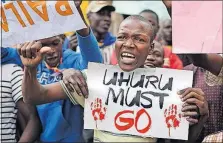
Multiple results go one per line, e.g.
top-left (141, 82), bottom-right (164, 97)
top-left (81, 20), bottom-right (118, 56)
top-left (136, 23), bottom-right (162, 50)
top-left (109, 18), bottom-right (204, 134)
top-left (0, 64), bottom-right (23, 142)
top-left (100, 44), bottom-right (115, 65)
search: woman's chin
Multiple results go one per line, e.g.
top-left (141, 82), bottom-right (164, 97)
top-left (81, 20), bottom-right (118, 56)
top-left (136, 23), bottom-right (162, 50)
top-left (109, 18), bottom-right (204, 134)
top-left (119, 62), bottom-right (138, 72)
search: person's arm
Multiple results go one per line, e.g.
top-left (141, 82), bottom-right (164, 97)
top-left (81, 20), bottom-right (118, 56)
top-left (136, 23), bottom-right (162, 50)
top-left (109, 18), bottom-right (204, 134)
top-left (190, 54), bottom-right (223, 76)
top-left (1, 47), bottom-right (23, 66)
top-left (19, 0), bottom-right (93, 105)
top-left (23, 67), bottom-right (67, 105)
top-left (17, 100), bottom-right (41, 142)
top-left (65, 2), bottom-right (103, 70)
top-left (23, 67), bottom-right (88, 105)
top-left (162, 0), bottom-right (172, 17)
top-left (10, 65), bottom-right (41, 142)
top-left (15, 40), bottom-right (68, 105)
top-left (76, 28), bottom-right (103, 69)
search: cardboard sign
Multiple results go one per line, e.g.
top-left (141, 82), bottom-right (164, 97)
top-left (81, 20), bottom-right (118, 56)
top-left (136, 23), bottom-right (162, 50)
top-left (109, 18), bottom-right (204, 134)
top-left (172, 1), bottom-right (222, 53)
top-left (84, 63), bottom-right (193, 140)
top-left (1, 0), bottom-right (86, 47)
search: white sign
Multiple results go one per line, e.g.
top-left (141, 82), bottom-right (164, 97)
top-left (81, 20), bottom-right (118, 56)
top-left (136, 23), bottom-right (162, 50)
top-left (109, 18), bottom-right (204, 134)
top-left (84, 63), bottom-right (193, 140)
top-left (1, 0), bottom-right (86, 47)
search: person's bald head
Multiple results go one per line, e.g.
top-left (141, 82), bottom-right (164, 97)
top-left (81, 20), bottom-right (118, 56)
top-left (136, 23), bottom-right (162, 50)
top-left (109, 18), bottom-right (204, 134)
top-left (115, 15), bottom-right (156, 71)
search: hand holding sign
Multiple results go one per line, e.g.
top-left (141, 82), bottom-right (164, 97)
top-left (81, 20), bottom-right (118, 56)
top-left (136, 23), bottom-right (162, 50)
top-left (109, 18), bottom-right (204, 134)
top-left (17, 42), bottom-right (51, 68)
top-left (62, 69), bottom-right (88, 98)
top-left (179, 88), bottom-right (209, 124)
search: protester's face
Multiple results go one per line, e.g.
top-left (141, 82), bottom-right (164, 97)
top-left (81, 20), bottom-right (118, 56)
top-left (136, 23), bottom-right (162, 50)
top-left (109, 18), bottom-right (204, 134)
top-left (162, 19), bottom-right (172, 42)
top-left (115, 19), bottom-right (153, 71)
top-left (40, 36), bottom-right (63, 67)
top-left (140, 12), bottom-right (159, 35)
top-left (88, 8), bottom-right (112, 35)
top-left (145, 42), bottom-right (164, 68)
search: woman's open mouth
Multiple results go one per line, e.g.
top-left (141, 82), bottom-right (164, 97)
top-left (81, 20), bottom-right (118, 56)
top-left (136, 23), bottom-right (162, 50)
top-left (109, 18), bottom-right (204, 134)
top-left (120, 52), bottom-right (136, 64)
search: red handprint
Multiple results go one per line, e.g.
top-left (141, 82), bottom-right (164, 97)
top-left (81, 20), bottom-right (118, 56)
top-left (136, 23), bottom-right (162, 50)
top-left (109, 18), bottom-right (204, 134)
top-left (164, 104), bottom-right (182, 136)
top-left (91, 98), bottom-right (107, 128)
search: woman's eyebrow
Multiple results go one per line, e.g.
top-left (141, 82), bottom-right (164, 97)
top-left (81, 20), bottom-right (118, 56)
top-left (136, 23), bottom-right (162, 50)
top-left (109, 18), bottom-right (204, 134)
top-left (153, 50), bottom-right (161, 54)
top-left (117, 31), bottom-right (128, 34)
top-left (132, 33), bottom-right (148, 37)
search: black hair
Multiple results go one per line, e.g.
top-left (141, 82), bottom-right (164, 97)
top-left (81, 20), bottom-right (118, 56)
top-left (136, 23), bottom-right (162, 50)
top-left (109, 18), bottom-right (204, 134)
top-left (124, 15), bottom-right (156, 42)
top-left (140, 9), bottom-right (159, 24)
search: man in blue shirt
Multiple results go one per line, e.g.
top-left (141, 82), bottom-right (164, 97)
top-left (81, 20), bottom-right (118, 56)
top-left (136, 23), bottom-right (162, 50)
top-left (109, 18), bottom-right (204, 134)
top-left (1, 1), bottom-right (103, 142)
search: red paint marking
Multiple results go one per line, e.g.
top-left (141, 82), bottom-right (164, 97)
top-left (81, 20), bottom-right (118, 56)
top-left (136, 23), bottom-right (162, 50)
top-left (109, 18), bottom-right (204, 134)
top-left (164, 104), bottom-right (182, 136)
top-left (90, 98), bottom-right (107, 128)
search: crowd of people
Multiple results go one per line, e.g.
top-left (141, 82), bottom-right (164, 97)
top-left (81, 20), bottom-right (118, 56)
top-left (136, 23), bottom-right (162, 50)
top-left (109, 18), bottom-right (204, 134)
top-left (1, 0), bottom-right (222, 143)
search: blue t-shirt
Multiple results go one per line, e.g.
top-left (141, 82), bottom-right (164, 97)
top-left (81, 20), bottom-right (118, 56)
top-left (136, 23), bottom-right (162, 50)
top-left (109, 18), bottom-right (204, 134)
top-left (1, 47), bottom-right (23, 67)
top-left (1, 29), bottom-right (103, 142)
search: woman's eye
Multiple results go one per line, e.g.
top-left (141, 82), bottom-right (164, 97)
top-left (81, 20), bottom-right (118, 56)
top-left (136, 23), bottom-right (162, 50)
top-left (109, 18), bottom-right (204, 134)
top-left (139, 39), bottom-right (145, 42)
top-left (135, 37), bottom-right (145, 42)
top-left (155, 54), bottom-right (161, 57)
top-left (117, 36), bottom-right (125, 40)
